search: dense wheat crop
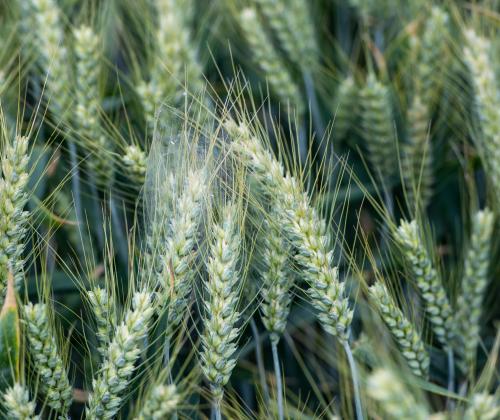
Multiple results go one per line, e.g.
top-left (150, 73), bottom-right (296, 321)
top-left (0, 0), bottom-right (498, 418)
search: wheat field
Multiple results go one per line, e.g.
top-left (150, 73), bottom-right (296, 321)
top-left (0, 0), bottom-right (498, 419)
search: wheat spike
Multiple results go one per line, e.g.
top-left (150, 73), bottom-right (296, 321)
top-left (2, 384), bottom-right (39, 420)
top-left (225, 118), bottom-right (353, 342)
top-left (0, 135), bottom-right (30, 301)
top-left (360, 74), bottom-right (397, 180)
top-left (163, 169), bottom-right (206, 327)
top-left (369, 282), bottom-right (429, 377)
top-left (200, 203), bottom-right (242, 406)
top-left (367, 368), bottom-right (428, 420)
top-left (464, 30), bottom-right (500, 208)
top-left (23, 303), bottom-right (72, 416)
top-left (239, 8), bottom-right (304, 115)
top-left (464, 393), bottom-right (500, 420)
top-left (457, 208), bottom-right (494, 368)
top-left (74, 25), bottom-right (113, 188)
top-left (260, 218), bottom-right (294, 343)
top-left (394, 220), bottom-right (455, 347)
top-left (123, 145), bottom-right (147, 186)
top-left (403, 95), bottom-right (433, 210)
top-left (86, 291), bottom-right (155, 419)
top-left (87, 287), bottom-right (116, 359)
top-left (251, 0), bottom-right (318, 68)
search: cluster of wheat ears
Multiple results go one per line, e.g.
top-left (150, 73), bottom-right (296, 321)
top-left (0, 0), bottom-right (499, 419)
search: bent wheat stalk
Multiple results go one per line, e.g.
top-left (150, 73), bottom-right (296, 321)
top-left (225, 118), bottom-right (363, 420)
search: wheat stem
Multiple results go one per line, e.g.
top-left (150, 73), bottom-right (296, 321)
top-left (250, 318), bottom-right (269, 402)
top-left (271, 339), bottom-right (284, 420)
top-left (447, 347), bottom-right (455, 402)
top-left (343, 341), bottom-right (364, 420)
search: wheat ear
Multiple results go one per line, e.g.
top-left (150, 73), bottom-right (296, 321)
top-left (200, 203), bottom-right (242, 418)
top-left (464, 393), bottom-right (500, 420)
top-left (123, 145), bottom-right (147, 186)
top-left (28, 0), bottom-right (71, 115)
top-left (260, 218), bottom-right (294, 420)
top-left (23, 303), bottom-right (72, 416)
top-left (394, 220), bottom-right (455, 348)
top-left (369, 282), bottom-right (429, 378)
top-left (367, 369), bottom-right (428, 420)
top-left (74, 25), bottom-right (113, 188)
top-left (464, 30), bottom-right (500, 207)
top-left (403, 95), bottom-right (433, 210)
top-left (225, 119), bottom-right (362, 419)
top-left (134, 384), bottom-right (180, 420)
top-left (153, 0), bottom-right (205, 102)
top-left (417, 7), bottom-right (449, 108)
top-left (332, 76), bottom-right (357, 143)
top-left (139, 0), bottom-right (205, 132)
top-left (86, 291), bottom-right (155, 419)
top-left (225, 119), bottom-right (353, 341)
top-left (360, 74), bottom-right (397, 181)
top-left (260, 219), bottom-right (294, 342)
top-left (87, 287), bottom-right (116, 359)
top-left (163, 169), bottom-right (206, 327)
top-left (2, 384), bottom-right (39, 420)
top-left (457, 208), bottom-right (494, 369)
top-left (239, 8), bottom-right (304, 115)
top-left (0, 135), bottom-right (30, 301)
top-left (251, 0), bottom-right (318, 69)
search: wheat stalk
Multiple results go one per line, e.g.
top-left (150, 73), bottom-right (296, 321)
top-left (2, 384), bottom-right (39, 420)
top-left (369, 282), bottom-right (429, 378)
top-left (23, 303), bottom-right (72, 416)
top-left (200, 203), bottom-right (242, 419)
top-left (457, 208), bottom-right (494, 369)
top-left (224, 118), bottom-right (362, 419)
top-left (0, 135), bottom-right (30, 302)
top-left (86, 290), bottom-right (155, 419)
